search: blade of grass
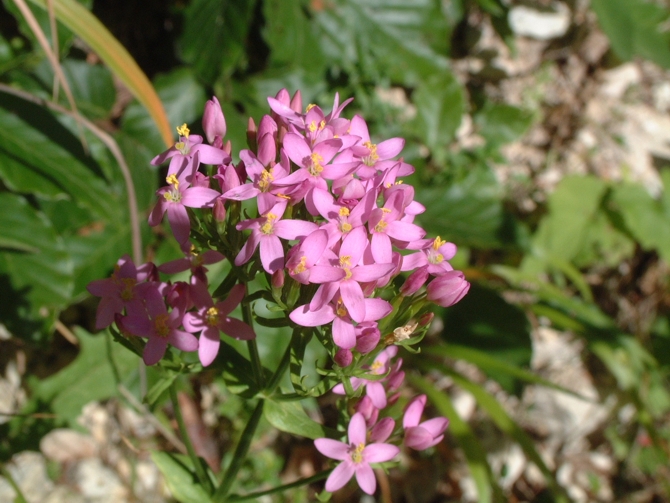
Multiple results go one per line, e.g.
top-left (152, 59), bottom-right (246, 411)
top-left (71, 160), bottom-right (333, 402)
top-left (426, 344), bottom-right (593, 401)
top-left (419, 361), bottom-right (570, 503)
top-left (27, 0), bottom-right (173, 147)
top-left (408, 373), bottom-right (503, 503)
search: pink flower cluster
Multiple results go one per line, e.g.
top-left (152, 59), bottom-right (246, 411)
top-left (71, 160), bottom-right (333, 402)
top-left (87, 251), bottom-right (254, 366)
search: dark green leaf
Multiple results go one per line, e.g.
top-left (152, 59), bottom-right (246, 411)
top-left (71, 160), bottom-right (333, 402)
top-left (32, 328), bottom-right (136, 425)
top-left (0, 193), bottom-right (73, 340)
top-left (264, 399), bottom-right (340, 440)
top-left (412, 71), bottom-right (465, 155)
top-left (415, 166), bottom-right (505, 248)
top-left (145, 371), bottom-right (179, 406)
top-left (475, 103), bottom-right (533, 148)
top-left (151, 452), bottom-right (213, 503)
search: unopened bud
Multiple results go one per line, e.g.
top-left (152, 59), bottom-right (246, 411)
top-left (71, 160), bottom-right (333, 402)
top-left (271, 269), bottom-right (284, 289)
top-left (290, 90), bottom-right (302, 113)
top-left (246, 117), bottom-right (257, 152)
top-left (400, 267), bottom-right (429, 296)
top-left (213, 198), bottom-right (226, 222)
top-left (223, 140), bottom-right (232, 155)
top-left (202, 96), bottom-right (226, 144)
top-left (418, 311), bottom-right (434, 327)
top-left (334, 348), bottom-right (353, 367)
top-left (426, 271), bottom-right (470, 307)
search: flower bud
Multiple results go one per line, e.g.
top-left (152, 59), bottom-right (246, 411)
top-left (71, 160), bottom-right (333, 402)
top-left (271, 269), bottom-right (284, 289)
top-left (355, 323), bottom-right (380, 354)
top-left (426, 271), bottom-right (470, 307)
top-left (290, 89), bottom-right (302, 113)
top-left (370, 417), bottom-right (395, 443)
top-left (418, 311), bottom-right (434, 327)
top-left (213, 198), bottom-right (226, 223)
top-left (203, 96), bottom-right (226, 145)
top-left (246, 117), bottom-right (257, 152)
top-left (334, 348), bottom-right (353, 368)
top-left (400, 267), bottom-right (429, 296)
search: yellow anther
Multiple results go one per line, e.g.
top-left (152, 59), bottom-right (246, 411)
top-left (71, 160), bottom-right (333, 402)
top-left (277, 193), bottom-right (292, 200)
top-left (306, 104), bottom-right (316, 112)
top-left (308, 121), bottom-right (318, 133)
top-left (375, 220), bottom-right (388, 233)
top-left (340, 222), bottom-right (352, 233)
top-left (120, 278), bottom-right (136, 301)
top-left (350, 443), bottom-right (365, 464)
top-left (370, 360), bottom-right (383, 372)
top-left (339, 207), bottom-right (350, 217)
top-left (363, 141), bottom-right (379, 166)
top-left (381, 207), bottom-right (392, 213)
top-left (206, 307), bottom-right (219, 326)
top-left (433, 236), bottom-right (446, 250)
top-left (395, 180), bottom-right (404, 185)
top-left (319, 119), bottom-right (326, 130)
top-left (260, 213), bottom-right (277, 234)
top-left (339, 255), bottom-right (352, 267)
top-left (429, 253), bottom-right (444, 264)
top-left (293, 256), bottom-right (308, 274)
top-left (166, 174), bottom-right (180, 189)
top-left (258, 169), bottom-right (274, 191)
top-left (154, 313), bottom-right (170, 338)
top-left (309, 152), bottom-right (324, 175)
top-left (336, 302), bottom-right (348, 318)
top-left (176, 123), bottom-right (190, 138)
top-left (163, 190), bottom-right (181, 203)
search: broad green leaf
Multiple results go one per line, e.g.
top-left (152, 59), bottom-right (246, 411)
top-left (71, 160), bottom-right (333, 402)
top-left (415, 166), bottom-right (505, 248)
top-left (0, 193), bottom-right (73, 340)
top-left (264, 399), bottom-right (340, 440)
top-left (530, 175), bottom-right (607, 263)
top-left (32, 328), bottom-right (136, 425)
top-left (312, 0), bottom-right (451, 86)
top-left (27, 0), bottom-right (173, 146)
top-left (439, 284), bottom-right (532, 394)
top-left (412, 71), bottom-right (464, 156)
top-left (408, 374), bottom-right (502, 503)
top-left (33, 58), bottom-right (116, 119)
top-left (151, 452), bottom-right (213, 503)
top-left (262, 0), bottom-right (327, 76)
top-left (145, 371), bottom-right (179, 407)
top-left (475, 103), bottom-right (533, 148)
top-left (179, 0), bottom-right (257, 85)
top-left (610, 180), bottom-right (670, 263)
top-left (592, 0), bottom-right (670, 69)
top-left (0, 95), bottom-right (115, 220)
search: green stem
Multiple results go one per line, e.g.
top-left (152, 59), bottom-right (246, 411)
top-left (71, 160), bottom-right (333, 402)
top-left (169, 385), bottom-right (214, 495)
top-left (0, 465), bottom-right (28, 503)
top-left (214, 400), bottom-right (265, 502)
top-left (227, 469), bottom-right (331, 502)
top-left (242, 300), bottom-right (265, 389)
top-left (265, 327), bottom-right (298, 395)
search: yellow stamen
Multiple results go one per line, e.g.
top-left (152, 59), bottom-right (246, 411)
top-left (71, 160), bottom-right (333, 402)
top-left (375, 220), bottom-right (388, 233)
top-left (277, 193), bottom-right (292, 200)
top-left (381, 207), bottom-right (391, 213)
top-left (336, 300), bottom-right (348, 318)
top-left (339, 255), bottom-right (351, 267)
top-left (340, 222), bottom-right (352, 233)
top-left (339, 207), bottom-right (350, 217)
top-left (433, 236), bottom-right (446, 250)
top-left (120, 278), bottom-right (136, 301)
top-left (176, 123), bottom-right (190, 138)
top-left (154, 314), bottom-right (170, 338)
top-left (166, 174), bottom-right (179, 189)
top-left (363, 141), bottom-right (379, 166)
top-left (260, 213), bottom-right (277, 234)
top-left (293, 256), bottom-right (308, 274)
top-left (350, 443), bottom-right (365, 464)
top-left (306, 104), bottom-right (316, 112)
top-left (309, 152), bottom-right (324, 176)
top-left (258, 169), bottom-right (274, 192)
top-left (206, 307), bottom-right (219, 326)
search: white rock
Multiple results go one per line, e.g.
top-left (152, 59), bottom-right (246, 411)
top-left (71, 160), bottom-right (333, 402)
top-left (75, 458), bottom-right (128, 502)
top-left (4, 451), bottom-right (54, 502)
top-left (508, 4), bottom-right (570, 40)
top-left (40, 428), bottom-right (97, 463)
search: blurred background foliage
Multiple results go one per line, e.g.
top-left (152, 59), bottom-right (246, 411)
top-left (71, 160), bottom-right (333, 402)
top-left (1, 0), bottom-right (670, 501)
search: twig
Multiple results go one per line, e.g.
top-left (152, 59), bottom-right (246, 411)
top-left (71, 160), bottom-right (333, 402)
top-left (12, 0), bottom-right (87, 152)
top-left (46, 0), bottom-right (59, 101)
top-left (0, 83), bottom-right (143, 264)
top-left (117, 384), bottom-right (186, 454)
top-left (54, 319), bottom-right (78, 345)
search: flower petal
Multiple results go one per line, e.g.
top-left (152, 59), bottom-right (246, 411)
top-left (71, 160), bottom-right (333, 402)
top-left (363, 443), bottom-right (400, 463)
top-left (325, 461), bottom-right (355, 493)
top-left (314, 439), bottom-right (349, 461)
top-left (354, 463), bottom-right (376, 495)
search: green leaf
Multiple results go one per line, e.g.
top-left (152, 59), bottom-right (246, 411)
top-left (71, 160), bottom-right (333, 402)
top-left (262, 0), bottom-right (326, 75)
top-left (0, 94), bottom-right (115, 220)
top-left (145, 371), bottom-right (178, 407)
top-left (0, 193), bottom-right (73, 340)
top-left (439, 284), bottom-right (532, 394)
top-left (312, 0), bottom-right (451, 86)
top-left (32, 328), bottom-right (136, 425)
top-left (151, 452), bottom-right (213, 503)
top-left (610, 180), bottom-right (670, 263)
top-left (264, 399), bottom-right (340, 440)
top-left (179, 0), bottom-right (257, 84)
top-left (415, 166), bottom-right (505, 248)
top-left (475, 103), bottom-right (533, 148)
top-left (592, 0), bottom-right (670, 69)
top-left (412, 71), bottom-right (465, 156)
top-left (408, 374), bottom-right (502, 503)
top-left (531, 175), bottom-right (608, 263)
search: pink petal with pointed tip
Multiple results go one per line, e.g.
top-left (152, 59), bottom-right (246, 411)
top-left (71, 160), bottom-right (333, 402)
top-left (198, 327), bottom-right (220, 367)
top-left (348, 413), bottom-right (367, 446)
top-left (354, 463), bottom-right (376, 495)
top-left (260, 235), bottom-right (284, 273)
top-left (314, 439), bottom-right (349, 461)
top-left (325, 461), bottom-right (355, 492)
top-left (143, 337), bottom-right (168, 366)
top-left (363, 443), bottom-right (400, 463)
top-left (289, 304), bottom-right (336, 327)
top-left (333, 317), bottom-right (356, 349)
top-left (166, 204), bottom-right (191, 244)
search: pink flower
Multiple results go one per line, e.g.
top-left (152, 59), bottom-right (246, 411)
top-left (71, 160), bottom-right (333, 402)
top-left (202, 97), bottom-right (226, 146)
top-left (314, 413), bottom-right (399, 495)
top-left (426, 270), bottom-right (470, 307)
top-left (182, 284), bottom-right (255, 366)
top-left (403, 395), bottom-right (449, 450)
top-left (121, 283), bottom-right (198, 365)
top-left (148, 168), bottom-right (221, 244)
top-left (332, 346), bottom-right (398, 408)
top-left (234, 201), bottom-right (318, 273)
